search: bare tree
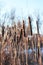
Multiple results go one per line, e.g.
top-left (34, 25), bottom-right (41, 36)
top-left (10, 9), bottom-right (15, 26)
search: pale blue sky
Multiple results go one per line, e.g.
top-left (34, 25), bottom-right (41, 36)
top-left (0, 0), bottom-right (43, 17)
top-left (0, 0), bottom-right (43, 34)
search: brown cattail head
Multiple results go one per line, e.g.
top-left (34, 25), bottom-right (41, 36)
top-left (28, 37), bottom-right (29, 44)
top-left (19, 29), bottom-right (22, 40)
top-left (28, 16), bottom-right (32, 35)
top-left (17, 36), bottom-right (19, 44)
top-left (23, 20), bottom-right (25, 29)
top-left (14, 31), bottom-right (16, 42)
top-left (28, 16), bottom-right (31, 22)
top-left (23, 20), bottom-right (26, 37)
top-left (2, 25), bottom-right (5, 37)
top-left (38, 46), bottom-right (40, 58)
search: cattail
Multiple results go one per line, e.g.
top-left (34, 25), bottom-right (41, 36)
top-left (19, 29), bottom-right (22, 40)
top-left (28, 37), bottom-right (29, 43)
top-left (17, 36), bottom-right (19, 58)
top-left (14, 32), bottom-right (16, 42)
top-left (28, 17), bottom-right (32, 35)
top-left (2, 25), bottom-right (5, 37)
top-left (23, 20), bottom-right (25, 30)
top-left (17, 36), bottom-right (19, 45)
top-left (23, 20), bottom-right (26, 37)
